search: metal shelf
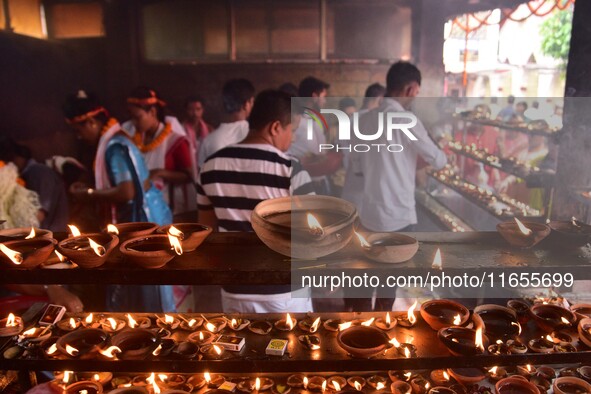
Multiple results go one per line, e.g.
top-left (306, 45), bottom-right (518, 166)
top-left (455, 116), bottom-right (561, 137)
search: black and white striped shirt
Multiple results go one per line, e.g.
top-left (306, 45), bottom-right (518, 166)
top-left (197, 144), bottom-right (315, 232)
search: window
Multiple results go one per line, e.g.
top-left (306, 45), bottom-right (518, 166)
top-left (1, 0), bottom-right (45, 38)
top-left (46, 1), bottom-right (104, 38)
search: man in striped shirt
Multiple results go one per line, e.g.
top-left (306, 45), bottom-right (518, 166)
top-left (197, 89), bottom-right (315, 313)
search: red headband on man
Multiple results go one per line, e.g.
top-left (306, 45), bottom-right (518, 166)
top-left (127, 89), bottom-right (166, 107)
top-left (65, 107), bottom-right (108, 124)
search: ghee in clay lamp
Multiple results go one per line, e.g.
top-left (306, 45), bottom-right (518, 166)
top-left (496, 217), bottom-right (550, 248)
top-left (355, 231), bottom-right (418, 264)
top-left (274, 313), bottom-right (297, 331)
top-left (251, 195), bottom-right (357, 259)
top-left (58, 225), bottom-right (118, 268)
top-left (119, 234), bottom-right (177, 269)
top-left (105, 222), bottom-right (158, 242)
top-left (0, 237), bottom-right (57, 269)
top-left (420, 300), bottom-right (470, 331)
top-left (337, 325), bottom-right (391, 358)
top-left (0, 313), bottom-right (23, 337)
top-left (438, 326), bottom-right (487, 356)
top-left (158, 223), bottom-right (212, 252)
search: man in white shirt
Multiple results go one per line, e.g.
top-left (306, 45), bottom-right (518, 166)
top-left (197, 79), bottom-right (255, 168)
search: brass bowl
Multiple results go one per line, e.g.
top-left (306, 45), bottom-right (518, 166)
top-left (58, 233), bottom-right (118, 268)
top-left (120, 235), bottom-right (176, 269)
top-left (104, 222), bottom-right (158, 242)
top-left (157, 223), bottom-right (212, 252)
top-left (337, 325), bottom-right (390, 358)
top-left (0, 238), bottom-right (56, 269)
top-left (497, 221), bottom-right (550, 248)
top-left (251, 195), bottom-right (357, 259)
top-left (361, 232), bottom-right (418, 264)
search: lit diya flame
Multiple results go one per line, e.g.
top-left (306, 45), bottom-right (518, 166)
top-left (69, 318), bottom-right (77, 329)
top-left (489, 366), bottom-right (498, 375)
top-left (6, 313), bottom-right (17, 327)
top-left (285, 313), bottom-right (294, 330)
top-left (403, 347), bottom-right (411, 358)
top-left (338, 321), bottom-right (352, 331)
top-left (321, 380), bottom-right (327, 392)
top-left (168, 225), bottom-right (185, 240)
top-left (376, 382), bottom-right (385, 390)
top-left (361, 317), bottom-right (375, 327)
top-left (385, 312), bottom-right (391, 327)
top-left (47, 343), bottom-right (58, 355)
top-left (307, 213), bottom-right (324, 236)
top-left (94, 374), bottom-right (100, 381)
top-left (310, 317), bottom-right (321, 333)
top-left (389, 337), bottom-right (401, 348)
top-left (561, 317), bottom-right (571, 325)
top-left (55, 250), bottom-right (66, 262)
top-left (152, 343), bottom-right (163, 356)
top-left (99, 346), bottom-right (121, 358)
top-left (22, 327), bottom-right (37, 337)
top-left (333, 381), bottom-right (341, 391)
top-left (68, 224), bottom-right (81, 237)
top-left (25, 227), bottom-right (35, 239)
top-left (213, 344), bottom-right (223, 355)
top-left (199, 332), bottom-right (204, 341)
top-left (168, 233), bottom-right (183, 256)
top-left (526, 364), bottom-right (532, 372)
top-left (404, 372), bottom-right (412, 381)
top-left (230, 319), bottom-right (238, 329)
top-left (106, 224), bottom-right (119, 235)
top-left (443, 371), bottom-right (450, 381)
top-left (475, 327), bottom-right (484, 352)
top-left (0, 244), bottom-right (23, 265)
top-left (188, 318), bottom-right (197, 328)
top-left (303, 377), bottom-right (309, 389)
top-left (88, 238), bottom-right (106, 256)
top-left (453, 314), bottom-right (461, 325)
top-left (164, 314), bottom-right (174, 324)
top-left (107, 317), bottom-right (119, 331)
top-left (206, 322), bottom-right (216, 332)
top-left (65, 344), bottom-right (79, 356)
top-left (431, 248), bottom-right (442, 270)
top-left (147, 373), bottom-right (162, 394)
top-left (572, 216), bottom-right (581, 228)
top-left (63, 371), bottom-right (73, 384)
top-left (408, 300), bottom-right (418, 325)
top-left (355, 231), bottom-right (370, 248)
top-left (354, 381), bottom-right (362, 391)
top-left (127, 314), bottom-right (137, 329)
top-left (545, 335), bottom-right (554, 343)
top-left (85, 313), bottom-right (93, 325)
top-left (514, 218), bottom-right (532, 236)
top-left (255, 377), bottom-right (261, 392)
top-left (512, 321), bottom-right (522, 335)
top-left (204, 372), bottom-right (211, 383)
top-left (158, 374), bottom-right (168, 382)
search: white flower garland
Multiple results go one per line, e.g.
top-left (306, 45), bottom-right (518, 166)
top-left (0, 162), bottom-right (41, 229)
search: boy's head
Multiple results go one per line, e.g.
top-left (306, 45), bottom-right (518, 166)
top-left (299, 76), bottom-right (329, 108)
top-left (249, 89), bottom-right (295, 152)
top-left (386, 61), bottom-right (421, 107)
top-left (222, 79), bottom-right (255, 116)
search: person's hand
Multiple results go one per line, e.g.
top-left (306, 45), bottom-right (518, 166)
top-left (46, 286), bottom-right (84, 313)
top-left (26, 382), bottom-right (62, 394)
top-left (69, 182), bottom-right (90, 200)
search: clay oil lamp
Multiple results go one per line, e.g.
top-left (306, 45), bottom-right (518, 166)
top-left (366, 375), bottom-right (388, 390)
top-left (174, 341), bottom-right (200, 360)
top-left (179, 316), bottom-right (203, 331)
top-left (187, 374), bottom-right (207, 390)
top-left (553, 376), bottom-right (591, 394)
top-left (507, 299), bottom-right (531, 324)
top-left (388, 337), bottom-right (416, 358)
top-left (110, 328), bottom-right (158, 360)
top-left (530, 375), bottom-right (551, 393)
top-left (529, 304), bottom-right (576, 332)
top-left (271, 384), bottom-right (291, 394)
top-left (127, 314), bottom-right (151, 329)
top-left (77, 372), bottom-right (113, 386)
top-left (286, 374), bottom-right (306, 388)
top-left (390, 381), bottom-right (412, 394)
top-left (157, 314), bottom-right (180, 330)
top-left (548, 330), bottom-right (573, 346)
top-left (274, 313), bottom-right (297, 331)
top-left (0, 313), bottom-right (23, 337)
top-left (427, 387), bottom-right (456, 394)
top-left (528, 336), bottom-right (555, 353)
top-left (81, 313), bottom-right (100, 329)
top-left (388, 371), bottom-right (414, 383)
top-left (0, 238), bottom-right (56, 269)
top-left (396, 301), bottom-right (418, 328)
top-left (474, 304), bottom-right (520, 341)
top-left (100, 316), bottom-right (126, 333)
top-left (298, 334), bottom-right (321, 350)
top-left (188, 330), bottom-right (215, 345)
top-left (495, 377), bottom-right (540, 394)
top-left (322, 319), bottom-right (346, 332)
top-left (57, 317), bottom-right (81, 332)
top-left (554, 342), bottom-right (577, 353)
top-left (158, 223), bottom-right (212, 252)
top-left (421, 300), bottom-right (470, 331)
top-left (577, 366), bottom-right (591, 382)
top-left (488, 339), bottom-right (511, 355)
top-left (119, 234), bottom-right (176, 269)
top-left (0, 226), bottom-right (52, 241)
top-left (438, 326), bottom-right (487, 356)
top-left (18, 326), bottom-right (52, 343)
top-left (105, 222), bottom-right (158, 242)
top-left (548, 217), bottom-right (591, 248)
top-left (248, 320), bottom-right (272, 335)
top-left (517, 364), bottom-right (537, 378)
top-left (58, 225), bottom-right (118, 268)
top-left (571, 303), bottom-right (591, 322)
top-left (41, 336), bottom-right (60, 359)
top-left (57, 328), bottom-right (108, 359)
top-left (227, 317), bottom-right (249, 331)
top-left (203, 372), bottom-right (226, 389)
top-left (487, 366), bottom-right (508, 382)
top-left (447, 368), bottom-right (485, 387)
top-left (65, 380), bottom-right (103, 394)
top-left (347, 376), bottom-right (365, 391)
top-left (409, 376), bottom-right (430, 394)
top-left (497, 218), bottom-right (550, 248)
top-left (430, 370), bottom-right (452, 386)
top-left (305, 376), bottom-right (326, 392)
top-left (337, 325), bottom-right (391, 358)
top-left (535, 366), bottom-right (556, 381)
top-left (578, 317), bottom-right (591, 348)
top-left (375, 312), bottom-right (397, 331)
top-left (506, 338), bottom-right (528, 354)
top-left (298, 316), bottom-right (321, 333)
top-left (355, 231), bottom-right (418, 264)
top-left (325, 376), bottom-right (346, 392)
top-left (251, 195), bottom-right (357, 259)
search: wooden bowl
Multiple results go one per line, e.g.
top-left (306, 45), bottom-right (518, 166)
top-left (529, 304), bottom-right (577, 332)
top-left (474, 304), bottom-right (520, 341)
top-left (495, 377), bottom-right (540, 394)
top-left (105, 222), bottom-right (158, 242)
top-left (337, 325), bottom-right (390, 358)
top-left (157, 223), bottom-right (212, 252)
top-left (0, 227), bottom-right (53, 241)
top-left (420, 299), bottom-right (470, 331)
top-left (548, 220), bottom-right (591, 248)
top-left (361, 232), bottom-right (418, 263)
top-left (58, 233), bottom-right (118, 268)
top-left (0, 238), bottom-right (56, 269)
top-left (438, 327), bottom-right (489, 356)
top-left (553, 377), bottom-right (591, 394)
top-left (497, 221), bottom-right (550, 248)
top-left (251, 195), bottom-right (357, 259)
top-left (56, 328), bottom-right (108, 359)
top-left (120, 235), bottom-right (176, 269)
top-left (111, 328), bottom-right (158, 360)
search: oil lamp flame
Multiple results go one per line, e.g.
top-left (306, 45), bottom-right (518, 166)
top-left (404, 373), bottom-right (412, 380)
top-left (545, 334), bottom-right (554, 342)
top-left (25, 228), bottom-right (35, 239)
top-left (6, 313), bottom-right (17, 327)
top-left (361, 317), bottom-right (375, 326)
top-left (453, 314), bottom-right (461, 325)
top-left (47, 343), bottom-right (57, 355)
top-left (355, 231), bottom-right (370, 248)
top-left (443, 371), bottom-right (450, 380)
top-left (322, 380), bottom-right (327, 392)
top-left (126, 314), bottom-right (137, 329)
top-left (85, 313), bottom-right (93, 324)
top-left (68, 225), bottom-right (81, 237)
top-left (158, 374), bottom-right (168, 382)
top-left (526, 364), bottom-right (532, 372)
top-left (55, 250), bottom-right (66, 262)
top-left (572, 217), bottom-right (581, 228)
top-left (168, 233), bottom-right (183, 256)
top-left (431, 248), bottom-right (443, 270)
top-left (69, 318), bottom-right (77, 329)
top-left (213, 344), bottom-right (222, 355)
top-left (389, 337), bottom-right (401, 348)
top-left (338, 321), bottom-right (352, 331)
top-left (188, 318), bottom-right (197, 327)
top-left (514, 218), bottom-right (532, 236)
top-left (333, 381), bottom-right (342, 391)
top-left (475, 327), bottom-right (484, 351)
top-left (168, 225), bottom-right (185, 240)
top-left (561, 317), bottom-right (570, 325)
top-left (385, 312), bottom-right (391, 326)
top-left (0, 244), bottom-right (23, 265)
top-left (88, 238), bottom-right (105, 256)
top-left (310, 317), bottom-right (321, 333)
top-left (99, 345), bottom-right (121, 358)
top-left (23, 327), bottom-right (36, 336)
top-left (204, 372), bottom-right (211, 383)
top-left (199, 332), bottom-right (204, 340)
top-left (512, 321), bottom-right (522, 335)
top-left (107, 317), bottom-right (118, 331)
top-left (152, 344), bottom-right (163, 356)
top-left (164, 314), bottom-right (174, 324)
top-left (307, 213), bottom-right (324, 236)
top-left (147, 373), bottom-right (161, 394)
top-left (286, 313), bottom-right (294, 330)
top-left (94, 374), bottom-right (100, 381)
top-left (489, 366), bottom-right (498, 374)
top-left (66, 344), bottom-right (79, 356)
top-left (107, 224), bottom-right (119, 234)
top-left (303, 377), bottom-right (308, 389)
top-left (255, 377), bottom-right (261, 391)
top-left (408, 301), bottom-right (418, 325)
top-left (376, 382), bottom-right (385, 390)
top-left (206, 322), bottom-right (216, 332)
top-left (63, 371), bottom-right (73, 384)
top-left (354, 381), bottom-right (362, 391)
top-left (404, 347), bottom-right (411, 358)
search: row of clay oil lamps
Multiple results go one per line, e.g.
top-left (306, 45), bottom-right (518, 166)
top-left (30, 364), bottom-right (591, 394)
top-left (0, 222), bottom-right (212, 270)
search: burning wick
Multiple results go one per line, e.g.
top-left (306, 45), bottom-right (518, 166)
top-left (398, 300), bottom-right (418, 326)
top-left (254, 377), bottom-right (261, 393)
top-left (453, 314), bottom-right (461, 325)
top-left (199, 332), bottom-right (204, 341)
top-left (206, 322), bottom-right (216, 332)
top-left (55, 250), bottom-right (66, 262)
top-left (152, 344), bottom-right (162, 356)
top-left (63, 371), bottom-right (73, 385)
top-left (188, 318), bottom-right (197, 328)
top-left (94, 374), bottom-right (100, 382)
top-left (475, 327), bottom-right (484, 352)
top-left (106, 224), bottom-right (119, 235)
top-left (514, 218), bottom-right (532, 236)
top-left (310, 317), bottom-right (321, 333)
top-left (353, 381), bottom-right (362, 391)
top-left (385, 312), bottom-right (392, 327)
top-left (303, 377), bottom-right (309, 390)
top-left (443, 371), bottom-right (450, 381)
top-left (403, 347), bottom-right (411, 358)
top-left (65, 344), bottom-right (79, 356)
top-left (88, 238), bottom-right (106, 257)
top-left (68, 225), bottom-right (81, 237)
top-left (338, 321), bottom-right (352, 331)
top-left (168, 233), bottom-right (183, 256)
top-left (126, 314), bottom-right (137, 329)
top-left (321, 380), bottom-right (327, 393)
top-left (47, 343), bottom-right (58, 355)
top-left (333, 381), bottom-right (342, 392)
top-left (107, 317), bottom-right (119, 331)
top-left (355, 231), bottom-right (371, 248)
top-left (376, 382), bottom-right (385, 390)
top-left (85, 313), bottom-right (93, 325)
top-left (6, 313), bottom-right (18, 327)
top-left (25, 227), bottom-right (35, 239)
top-left (213, 344), bottom-right (223, 355)
top-left (159, 374), bottom-right (168, 382)
top-left (560, 316), bottom-right (571, 326)
top-left (164, 314), bottom-right (174, 324)
top-left (69, 318), bottom-right (77, 329)
top-left (361, 317), bottom-right (375, 327)
top-left (307, 213), bottom-right (324, 236)
top-left (572, 217), bottom-right (581, 228)
top-left (204, 372), bottom-right (211, 383)
top-left (0, 244), bottom-right (23, 265)
top-left (168, 225), bottom-right (185, 240)
top-left (99, 346), bottom-right (121, 358)
top-left (431, 248), bottom-right (442, 270)
top-left (147, 373), bottom-right (162, 394)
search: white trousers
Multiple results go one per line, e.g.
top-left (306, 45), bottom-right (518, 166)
top-left (221, 288), bottom-right (313, 313)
